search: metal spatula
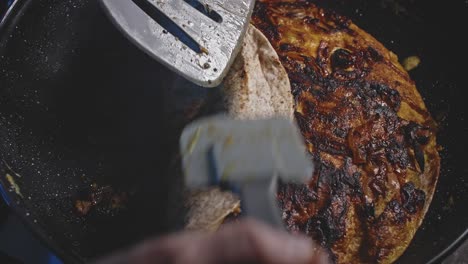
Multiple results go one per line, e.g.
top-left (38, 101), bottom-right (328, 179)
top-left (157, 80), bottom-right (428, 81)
top-left (99, 0), bottom-right (255, 87)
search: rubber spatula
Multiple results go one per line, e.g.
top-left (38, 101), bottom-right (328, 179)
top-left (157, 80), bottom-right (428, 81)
top-left (179, 116), bottom-right (314, 227)
top-left (99, 0), bottom-right (255, 87)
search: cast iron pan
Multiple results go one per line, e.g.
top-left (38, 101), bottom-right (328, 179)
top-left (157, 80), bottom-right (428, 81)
top-left (0, 0), bottom-right (466, 263)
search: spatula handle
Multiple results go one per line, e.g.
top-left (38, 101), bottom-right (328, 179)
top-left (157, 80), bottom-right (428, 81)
top-left (239, 176), bottom-right (285, 228)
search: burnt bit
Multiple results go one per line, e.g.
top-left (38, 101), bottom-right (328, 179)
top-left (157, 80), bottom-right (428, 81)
top-left (333, 127), bottom-right (347, 138)
top-left (278, 182), bottom-right (318, 210)
top-left (331, 48), bottom-right (355, 70)
top-left (306, 193), bottom-right (348, 247)
top-left (386, 137), bottom-right (411, 169)
top-left (365, 47), bottom-right (384, 62)
top-left (303, 16), bottom-right (320, 25)
top-left (321, 7), bottom-right (352, 32)
top-left (251, 2), bottom-right (280, 41)
top-left (279, 43), bottom-right (302, 52)
top-left (299, 162), bottom-right (359, 247)
top-left (404, 122), bottom-right (431, 171)
top-left (361, 199), bottom-right (409, 262)
top-left (363, 200), bottom-right (375, 220)
top-left (401, 182), bottom-right (426, 214)
top-left (413, 142), bottom-right (425, 172)
top-left (387, 199), bottom-right (407, 224)
top-left (361, 82), bottom-right (401, 111)
top-left (75, 200), bottom-right (92, 216)
top-left (278, 182), bottom-right (319, 233)
top-left (316, 41), bottom-right (331, 75)
top-left (332, 165), bottom-right (363, 196)
top-left (74, 184), bottom-right (128, 217)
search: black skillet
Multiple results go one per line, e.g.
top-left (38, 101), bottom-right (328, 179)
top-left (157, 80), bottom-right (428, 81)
top-left (0, 0), bottom-right (466, 263)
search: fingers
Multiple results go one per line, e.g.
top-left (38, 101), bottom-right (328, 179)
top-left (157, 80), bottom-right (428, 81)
top-left (205, 218), bottom-right (330, 264)
top-left (94, 218), bottom-right (331, 264)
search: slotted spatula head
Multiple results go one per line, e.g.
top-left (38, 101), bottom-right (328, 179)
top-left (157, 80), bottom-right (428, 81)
top-left (100, 0), bottom-right (255, 87)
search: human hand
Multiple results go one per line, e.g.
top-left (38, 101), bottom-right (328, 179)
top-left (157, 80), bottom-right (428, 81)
top-left (95, 218), bottom-right (330, 264)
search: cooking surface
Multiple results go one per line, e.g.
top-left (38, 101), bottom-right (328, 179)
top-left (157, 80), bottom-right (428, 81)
top-left (0, 0), bottom-right (466, 263)
top-left (0, 190), bottom-right (466, 263)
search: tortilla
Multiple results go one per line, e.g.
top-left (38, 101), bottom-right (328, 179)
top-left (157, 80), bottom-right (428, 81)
top-left (184, 25), bottom-right (294, 231)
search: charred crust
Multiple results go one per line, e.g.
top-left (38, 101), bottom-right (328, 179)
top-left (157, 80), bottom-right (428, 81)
top-left (331, 48), bottom-right (355, 70)
top-left (388, 200), bottom-right (407, 224)
top-left (279, 43), bottom-right (302, 52)
top-left (363, 201), bottom-right (376, 220)
top-left (401, 182), bottom-right (426, 214)
top-left (306, 193), bottom-right (348, 247)
top-left (404, 122), bottom-right (432, 171)
top-left (366, 47), bottom-right (384, 62)
top-left (252, 1), bottom-right (438, 262)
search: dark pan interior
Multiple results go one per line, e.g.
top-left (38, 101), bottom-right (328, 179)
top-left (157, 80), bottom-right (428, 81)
top-left (0, 0), bottom-right (201, 262)
top-left (0, 0), bottom-right (466, 263)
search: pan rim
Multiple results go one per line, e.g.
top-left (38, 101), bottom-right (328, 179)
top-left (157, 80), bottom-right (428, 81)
top-left (427, 229), bottom-right (468, 264)
top-left (0, 177), bottom-right (81, 263)
top-left (0, 1), bottom-right (85, 263)
top-left (0, 0), bottom-right (23, 33)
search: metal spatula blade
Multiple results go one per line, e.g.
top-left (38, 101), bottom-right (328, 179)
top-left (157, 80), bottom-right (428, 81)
top-left (99, 0), bottom-right (255, 87)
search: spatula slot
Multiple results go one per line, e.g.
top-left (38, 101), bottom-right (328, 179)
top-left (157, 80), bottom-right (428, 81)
top-left (183, 0), bottom-right (223, 23)
top-left (100, 0), bottom-right (255, 87)
top-left (131, 0), bottom-right (202, 53)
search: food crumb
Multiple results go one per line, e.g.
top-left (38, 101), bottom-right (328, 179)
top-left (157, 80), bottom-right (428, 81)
top-left (6, 173), bottom-right (23, 198)
top-left (402, 56), bottom-right (421, 71)
top-left (75, 200), bottom-right (92, 216)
